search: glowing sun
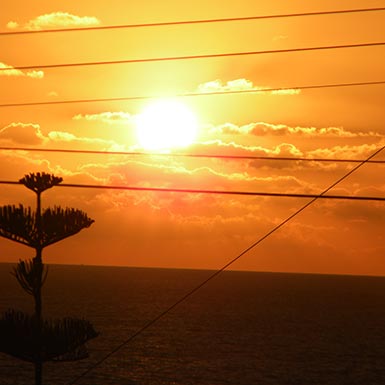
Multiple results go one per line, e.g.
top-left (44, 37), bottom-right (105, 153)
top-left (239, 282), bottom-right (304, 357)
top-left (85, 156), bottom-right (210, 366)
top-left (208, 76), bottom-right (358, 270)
top-left (135, 99), bottom-right (198, 151)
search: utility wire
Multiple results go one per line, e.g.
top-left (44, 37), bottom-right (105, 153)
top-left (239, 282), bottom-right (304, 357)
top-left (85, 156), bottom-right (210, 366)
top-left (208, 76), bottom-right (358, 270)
top-left (1, 80), bottom-right (384, 108)
top-left (46, 184), bottom-right (385, 202)
top-left (0, 180), bottom-right (384, 202)
top-left (1, 42), bottom-right (384, 72)
top-left (0, 146), bottom-right (384, 164)
top-left (1, 7), bottom-right (384, 36)
top-left (66, 145), bottom-right (385, 385)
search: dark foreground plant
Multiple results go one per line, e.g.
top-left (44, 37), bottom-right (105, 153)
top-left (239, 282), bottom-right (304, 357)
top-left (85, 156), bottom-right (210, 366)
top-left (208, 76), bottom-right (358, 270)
top-left (0, 172), bottom-right (98, 385)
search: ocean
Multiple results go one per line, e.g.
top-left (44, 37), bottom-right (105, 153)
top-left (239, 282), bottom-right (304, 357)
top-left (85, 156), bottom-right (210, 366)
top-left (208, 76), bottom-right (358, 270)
top-left (1, 263), bottom-right (385, 385)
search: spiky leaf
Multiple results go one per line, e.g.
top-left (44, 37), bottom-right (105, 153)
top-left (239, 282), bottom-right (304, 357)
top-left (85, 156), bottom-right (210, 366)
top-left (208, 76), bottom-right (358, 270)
top-left (0, 205), bottom-right (94, 248)
top-left (20, 172), bottom-right (63, 194)
top-left (40, 206), bottom-right (94, 247)
top-left (0, 309), bottom-right (98, 362)
top-left (12, 258), bottom-right (48, 296)
top-left (0, 205), bottom-right (36, 246)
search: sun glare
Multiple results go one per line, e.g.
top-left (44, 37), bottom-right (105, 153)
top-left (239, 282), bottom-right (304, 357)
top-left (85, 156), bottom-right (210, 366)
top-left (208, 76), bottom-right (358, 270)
top-left (135, 99), bottom-right (198, 151)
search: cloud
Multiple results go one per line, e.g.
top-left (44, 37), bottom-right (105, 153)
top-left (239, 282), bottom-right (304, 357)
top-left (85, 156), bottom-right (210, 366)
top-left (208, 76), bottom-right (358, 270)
top-left (0, 123), bottom-right (122, 151)
top-left (26, 70), bottom-right (44, 79)
top-left (270, 89), bottom-right (301, 95)
top-left (189, 139), bottom-right (380, 174)
top-left (197, 78), bottom-right (300, 95)
top-left (6, 21), bottom-right (19, 29)
top-left (0, 123), bottom-right (48, 145)
top-left (47, 131), bottom-right (77, 141)
top-left (208, 121), bottom-right (382, 138)
top-left (47, 130), bottom-right (119, 147)
top-left (74, 147), bottom-right (313, 204)
top-left (0, 63), bottom-right (23, 77)
top-left (195, 139), bottom-right (303, 157)
top-left (8, 12), bottom-right (101, 31)
top-left (197, 79), bottom-right (253, 93)
top-left (0, 62), bottom-right (44, 78)
top-left (207, 122), bottom-right (249, 135)
top-left (307, 143), bottom-right (383, 159)
top-left (326, 201), bottom-right (385, 226)
top-left (1, 127), bottom-right (381, 274)
top-left (73, 112), bottom-right (133, 125)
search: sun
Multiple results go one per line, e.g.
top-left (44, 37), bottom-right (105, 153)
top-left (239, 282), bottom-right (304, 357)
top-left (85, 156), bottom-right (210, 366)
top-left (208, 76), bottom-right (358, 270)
top-left (135, 99), bottom-right (198, 151)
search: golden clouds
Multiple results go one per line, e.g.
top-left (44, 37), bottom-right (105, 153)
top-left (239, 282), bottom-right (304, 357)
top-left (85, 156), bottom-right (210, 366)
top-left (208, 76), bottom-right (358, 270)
top-left (209, 121), bottom-right (382, 138)
top-left (5, 21), bottom-right (18, 29)
top-left (7, 12), bottom-right (100, 31)
top-left (197, 78), bottom-right (301, 95)
top-left (198, 79), bottom-right (254, 92)
top-left (0, 121), bottom-right (122, 153)
top-left (47, 131), bottom-right (119, 151)
top-left (0, 62), bottom-right (44, 78)
top-left (307, 143), bottom-right (385, 159)
top-left (73, 112), bottom-right (133, 125)
top-left (0, 122), bottom-right (47, 144)
top-left (1, 0), bottom-right (384, 274)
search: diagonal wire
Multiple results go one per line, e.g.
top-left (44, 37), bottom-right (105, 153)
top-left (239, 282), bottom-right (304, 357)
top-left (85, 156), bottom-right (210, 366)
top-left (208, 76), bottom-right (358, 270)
top-left (1, 7), bottom-right (385, 36)
top-left (1, 42), bottom-right (384, 72)
top-left (66, 144), bottom-right (385, 384)
top-left (0, 80), bottom-right (384, 108)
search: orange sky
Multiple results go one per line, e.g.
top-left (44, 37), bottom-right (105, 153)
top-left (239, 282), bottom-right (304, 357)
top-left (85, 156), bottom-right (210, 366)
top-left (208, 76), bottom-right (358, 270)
top-left (0, 0), bottom-right (385, 275)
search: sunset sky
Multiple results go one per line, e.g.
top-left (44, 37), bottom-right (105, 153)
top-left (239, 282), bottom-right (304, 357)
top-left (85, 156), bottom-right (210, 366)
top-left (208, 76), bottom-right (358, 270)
top-left (0, 0), bottom-right (384, 276)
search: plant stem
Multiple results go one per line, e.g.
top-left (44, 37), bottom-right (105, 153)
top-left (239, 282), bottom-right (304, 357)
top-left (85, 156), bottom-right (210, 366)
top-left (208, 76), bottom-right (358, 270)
top-left (34, 191), bottom-right (43, 385)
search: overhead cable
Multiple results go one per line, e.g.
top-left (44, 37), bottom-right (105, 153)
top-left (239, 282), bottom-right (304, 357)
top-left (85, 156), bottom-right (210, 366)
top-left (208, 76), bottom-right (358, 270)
top-left (65, 145), bottom-right (385, 385)
top-left (0, 146), bottom-right (384, 164)
top-left (1, 42), bottom-right (384, 72)
top-left (1, 7), bottom-right (384, 36)
top-left (1, 80), bottom-right (384, 108)
top-left (0, 180), bottom-right (384, 202)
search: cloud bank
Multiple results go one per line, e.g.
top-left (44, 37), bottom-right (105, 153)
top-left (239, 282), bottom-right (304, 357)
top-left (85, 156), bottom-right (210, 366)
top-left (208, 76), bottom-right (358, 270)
top-left (197, 78), bottom-right (301, 95)
top-left (73, 112), bottom-right (133, 125)
top-left (0, 123), bottom-right (47, 144)
top-left (208, 122), bottom-right (382, 138)
top-left (7, 12), bottom-right (100, 30)
top-left (0, 62), bottom-right (44, 78)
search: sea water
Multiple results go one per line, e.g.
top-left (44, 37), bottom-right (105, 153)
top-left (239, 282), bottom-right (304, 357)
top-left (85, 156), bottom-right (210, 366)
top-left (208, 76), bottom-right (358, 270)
top-left (1, 263), bottom-right (385, 385)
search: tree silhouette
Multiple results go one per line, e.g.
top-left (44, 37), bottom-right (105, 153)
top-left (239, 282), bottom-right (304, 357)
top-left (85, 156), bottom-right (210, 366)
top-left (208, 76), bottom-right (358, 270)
top-left (0, 172), bottom-right (98, 385)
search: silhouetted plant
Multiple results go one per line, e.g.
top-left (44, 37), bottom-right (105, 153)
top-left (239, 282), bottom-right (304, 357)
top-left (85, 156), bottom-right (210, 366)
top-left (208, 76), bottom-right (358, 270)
top-left (0, 309), bottom-right (97, 362)
top-left (0, 172), bottom-right (98, 385)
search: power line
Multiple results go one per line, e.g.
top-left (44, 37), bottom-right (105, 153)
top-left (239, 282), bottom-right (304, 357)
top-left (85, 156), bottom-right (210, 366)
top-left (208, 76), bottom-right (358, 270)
top-left (0, 180), bottom-right (384, 202)
top-left (0, 146), bottom-right (384, 164)
top-left (66, 145), bottom-right (384, 385)
top-left (1, 7), bottom-right (384, 36)
top-left (1, 42), bottom-right (384, 72)
top-left (1, 80), bottom-right (384, 108)
top-left (52, 184), bottom-right (385, 202)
